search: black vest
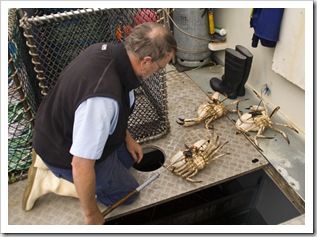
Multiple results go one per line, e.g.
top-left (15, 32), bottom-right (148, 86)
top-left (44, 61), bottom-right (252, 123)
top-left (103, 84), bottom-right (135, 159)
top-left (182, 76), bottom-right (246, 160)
top-left (33, 43), bottom-right (141, 169)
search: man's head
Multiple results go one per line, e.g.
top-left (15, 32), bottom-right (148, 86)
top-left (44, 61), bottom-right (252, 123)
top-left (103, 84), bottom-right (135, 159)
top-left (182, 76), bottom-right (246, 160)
top-left (124, 22), bottom-right (177, 80)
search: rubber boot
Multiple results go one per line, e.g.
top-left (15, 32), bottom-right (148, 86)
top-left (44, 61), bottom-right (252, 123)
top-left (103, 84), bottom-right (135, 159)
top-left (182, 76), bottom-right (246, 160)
top-left (22, 150), bottom-right (78, 211)
top-left (235, 45), bottom-right (253, 96)
top-left (210, 48), bottom-right (246, 99)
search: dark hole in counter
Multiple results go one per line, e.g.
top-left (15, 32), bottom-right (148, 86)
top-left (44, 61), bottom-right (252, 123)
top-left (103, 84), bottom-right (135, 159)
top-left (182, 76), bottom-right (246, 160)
top-left (133, 146), bottom-right (165, 172)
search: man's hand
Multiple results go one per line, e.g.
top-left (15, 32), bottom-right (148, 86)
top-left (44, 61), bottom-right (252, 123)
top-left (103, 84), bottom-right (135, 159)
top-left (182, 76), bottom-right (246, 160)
top-left (85, 211), bottom-right (105, 225)
top-left (125, 130), bottom-right (143, 164)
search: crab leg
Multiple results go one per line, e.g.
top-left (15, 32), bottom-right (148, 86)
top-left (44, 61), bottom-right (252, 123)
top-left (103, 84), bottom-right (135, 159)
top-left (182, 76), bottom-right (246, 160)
top-left (205, 141), bottom-right (229, 161)
top-left (272, 122), bottom-right (299, 133)
top-left (204, 117), bottom-right (216, 129)
top-left (270, 106), bottom-right (280, 118)
top-left (177, 117), bottom-right (203, 127)
top-left (186, 178), bottom-right (201, 183)
top-left (269, 126), bottom-right (291, 144)
top-left (236, 100), bottom-right (244, 121)
top-left (173, 162), bottom-right (189, 173)
top-left (181, 169), bottom-right (197, 179)
top-left (185, 170), bottom-right (202, 183)
top-left (209, 152), bottom-right (231, 162)
top-left (176, 166), bottom-right (192, 175)
top-left (225, 98), bottom-right (249, 108)
top-left (253, 90), bottom-right (269, 115)
top-left (254, 127), bottom-right (274, 147)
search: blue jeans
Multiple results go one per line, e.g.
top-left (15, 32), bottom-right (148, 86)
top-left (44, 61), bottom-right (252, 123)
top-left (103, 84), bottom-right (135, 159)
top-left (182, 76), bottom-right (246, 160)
top-left (44, 143), bottom-right (139, 206)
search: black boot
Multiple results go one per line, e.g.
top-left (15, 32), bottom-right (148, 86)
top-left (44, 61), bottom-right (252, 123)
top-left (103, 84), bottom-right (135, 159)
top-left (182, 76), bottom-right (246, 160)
top-left (235, 45), bottom-right (253, 96)
top-left (210, 48), bottom-right (246, 99)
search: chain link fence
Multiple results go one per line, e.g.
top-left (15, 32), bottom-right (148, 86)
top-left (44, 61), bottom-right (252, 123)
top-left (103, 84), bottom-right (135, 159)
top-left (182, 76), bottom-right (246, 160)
top-left (8, 8), bottom-right (172, 183)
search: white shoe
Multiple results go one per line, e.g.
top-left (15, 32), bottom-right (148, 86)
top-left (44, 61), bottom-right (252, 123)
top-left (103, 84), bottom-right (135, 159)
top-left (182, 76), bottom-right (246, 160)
top-left (22, 151), bottom-right (78, 211)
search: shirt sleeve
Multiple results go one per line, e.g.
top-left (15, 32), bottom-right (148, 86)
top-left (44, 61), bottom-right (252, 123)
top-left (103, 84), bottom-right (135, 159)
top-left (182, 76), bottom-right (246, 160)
top-left (70, 97), bottom-right (119, 160)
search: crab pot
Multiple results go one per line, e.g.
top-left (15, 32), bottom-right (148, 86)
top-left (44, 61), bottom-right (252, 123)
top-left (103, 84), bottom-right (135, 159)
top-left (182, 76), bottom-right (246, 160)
top-left (133, 146), bottom-right (165, 172)
top-left (105, 169), bottom-right (301, 225)
top-left (9, 8), bottom-right (170, 180)
top-left (19, 8), bottom-right (169, 143)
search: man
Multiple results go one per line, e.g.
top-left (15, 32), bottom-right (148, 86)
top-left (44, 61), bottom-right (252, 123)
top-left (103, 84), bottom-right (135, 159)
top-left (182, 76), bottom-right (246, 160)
top-left (22, 22), bottom-right (177, 225)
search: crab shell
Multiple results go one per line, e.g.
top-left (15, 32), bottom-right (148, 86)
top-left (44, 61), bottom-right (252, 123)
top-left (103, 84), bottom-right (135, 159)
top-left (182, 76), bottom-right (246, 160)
top-left (170, 139), bottom-right (207, 169)
top-left (196, 102), bottom-right (213, 117)
top-left (236, 105), bottom-right (266, 132)
top-left (235, 112), bottom-right (259, 132)
top-left (210, 92), bottom-right (221, 101)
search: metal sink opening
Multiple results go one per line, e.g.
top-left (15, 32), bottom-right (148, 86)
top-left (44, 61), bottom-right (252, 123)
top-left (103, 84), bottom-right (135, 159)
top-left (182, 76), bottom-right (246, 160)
top-left (133, 146), bottom-right (165, 172)
top-left (105, 169), bottom-right (302, 225)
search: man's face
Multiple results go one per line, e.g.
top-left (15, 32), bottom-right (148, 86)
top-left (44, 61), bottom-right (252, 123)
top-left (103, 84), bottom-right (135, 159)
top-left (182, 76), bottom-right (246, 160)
top-left (138, 53), bottom-right (174, 80)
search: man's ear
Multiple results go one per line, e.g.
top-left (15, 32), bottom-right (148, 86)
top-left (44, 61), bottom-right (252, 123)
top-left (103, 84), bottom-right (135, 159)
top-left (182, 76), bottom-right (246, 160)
top-left (140, 56), bottom-right (152, 69)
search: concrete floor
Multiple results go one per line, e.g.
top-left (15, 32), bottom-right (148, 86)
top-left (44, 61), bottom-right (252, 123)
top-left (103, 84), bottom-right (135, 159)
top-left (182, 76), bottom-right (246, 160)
top-left (6, 63), bottom-right (305, 232)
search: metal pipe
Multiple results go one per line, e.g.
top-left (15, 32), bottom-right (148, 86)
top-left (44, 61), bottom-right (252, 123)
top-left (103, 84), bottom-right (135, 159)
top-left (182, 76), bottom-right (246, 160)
top-left (102, 172), bottom-right (161, 217)
top-left (18, 8), bottom-right (48, 97)
top-left (102, 159), bottom-right (177, 218)
top-left (27, 8), bottom-right (107, 24)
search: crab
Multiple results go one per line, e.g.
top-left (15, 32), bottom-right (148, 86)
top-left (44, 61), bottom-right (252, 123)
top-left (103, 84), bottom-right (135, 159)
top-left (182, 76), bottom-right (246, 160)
top-left (235, 90), bottom-right (299, 150)
top-left (177, 92), bottom-right (248, 129)
top-left (167, 133), bottom-right (230, 183)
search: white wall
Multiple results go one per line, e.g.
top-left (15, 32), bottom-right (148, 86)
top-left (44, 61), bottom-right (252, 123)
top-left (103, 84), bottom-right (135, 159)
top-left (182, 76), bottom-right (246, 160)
top-left (213, 8), bottom-right (305, 133)
top-left (272, 9), bottom-right (305, 90)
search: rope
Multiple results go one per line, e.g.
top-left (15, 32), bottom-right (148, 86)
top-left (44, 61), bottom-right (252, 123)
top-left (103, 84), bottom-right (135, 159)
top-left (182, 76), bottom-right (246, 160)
top-left (8, 8), bottom-right (17, 40)
top-left (163, 8), bottom-right (212, 42)
top-left (8, 101), bottom-right (33, 173)
top-left (8, 29), bottom-right (34, 176)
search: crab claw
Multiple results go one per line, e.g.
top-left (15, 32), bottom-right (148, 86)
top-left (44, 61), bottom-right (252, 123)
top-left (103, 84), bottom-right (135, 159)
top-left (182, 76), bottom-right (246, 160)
top-left (246, 105), bottom-right (265, 112)
top-left (210, 92), bottom-right (221, 101)
top-left (176, 118), bottom-right (185, 125)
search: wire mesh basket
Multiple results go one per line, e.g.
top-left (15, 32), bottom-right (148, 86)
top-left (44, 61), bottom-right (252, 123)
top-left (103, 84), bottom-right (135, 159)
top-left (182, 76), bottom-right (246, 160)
top-left (8, 8), bottom-right (170, 182)
top-left (8, 9), bottom-right (39, 183)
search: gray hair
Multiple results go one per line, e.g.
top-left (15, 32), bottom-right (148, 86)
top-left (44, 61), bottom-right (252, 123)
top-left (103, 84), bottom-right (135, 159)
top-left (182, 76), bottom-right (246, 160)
top-left (124, 22), bottom-right (177, 62)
